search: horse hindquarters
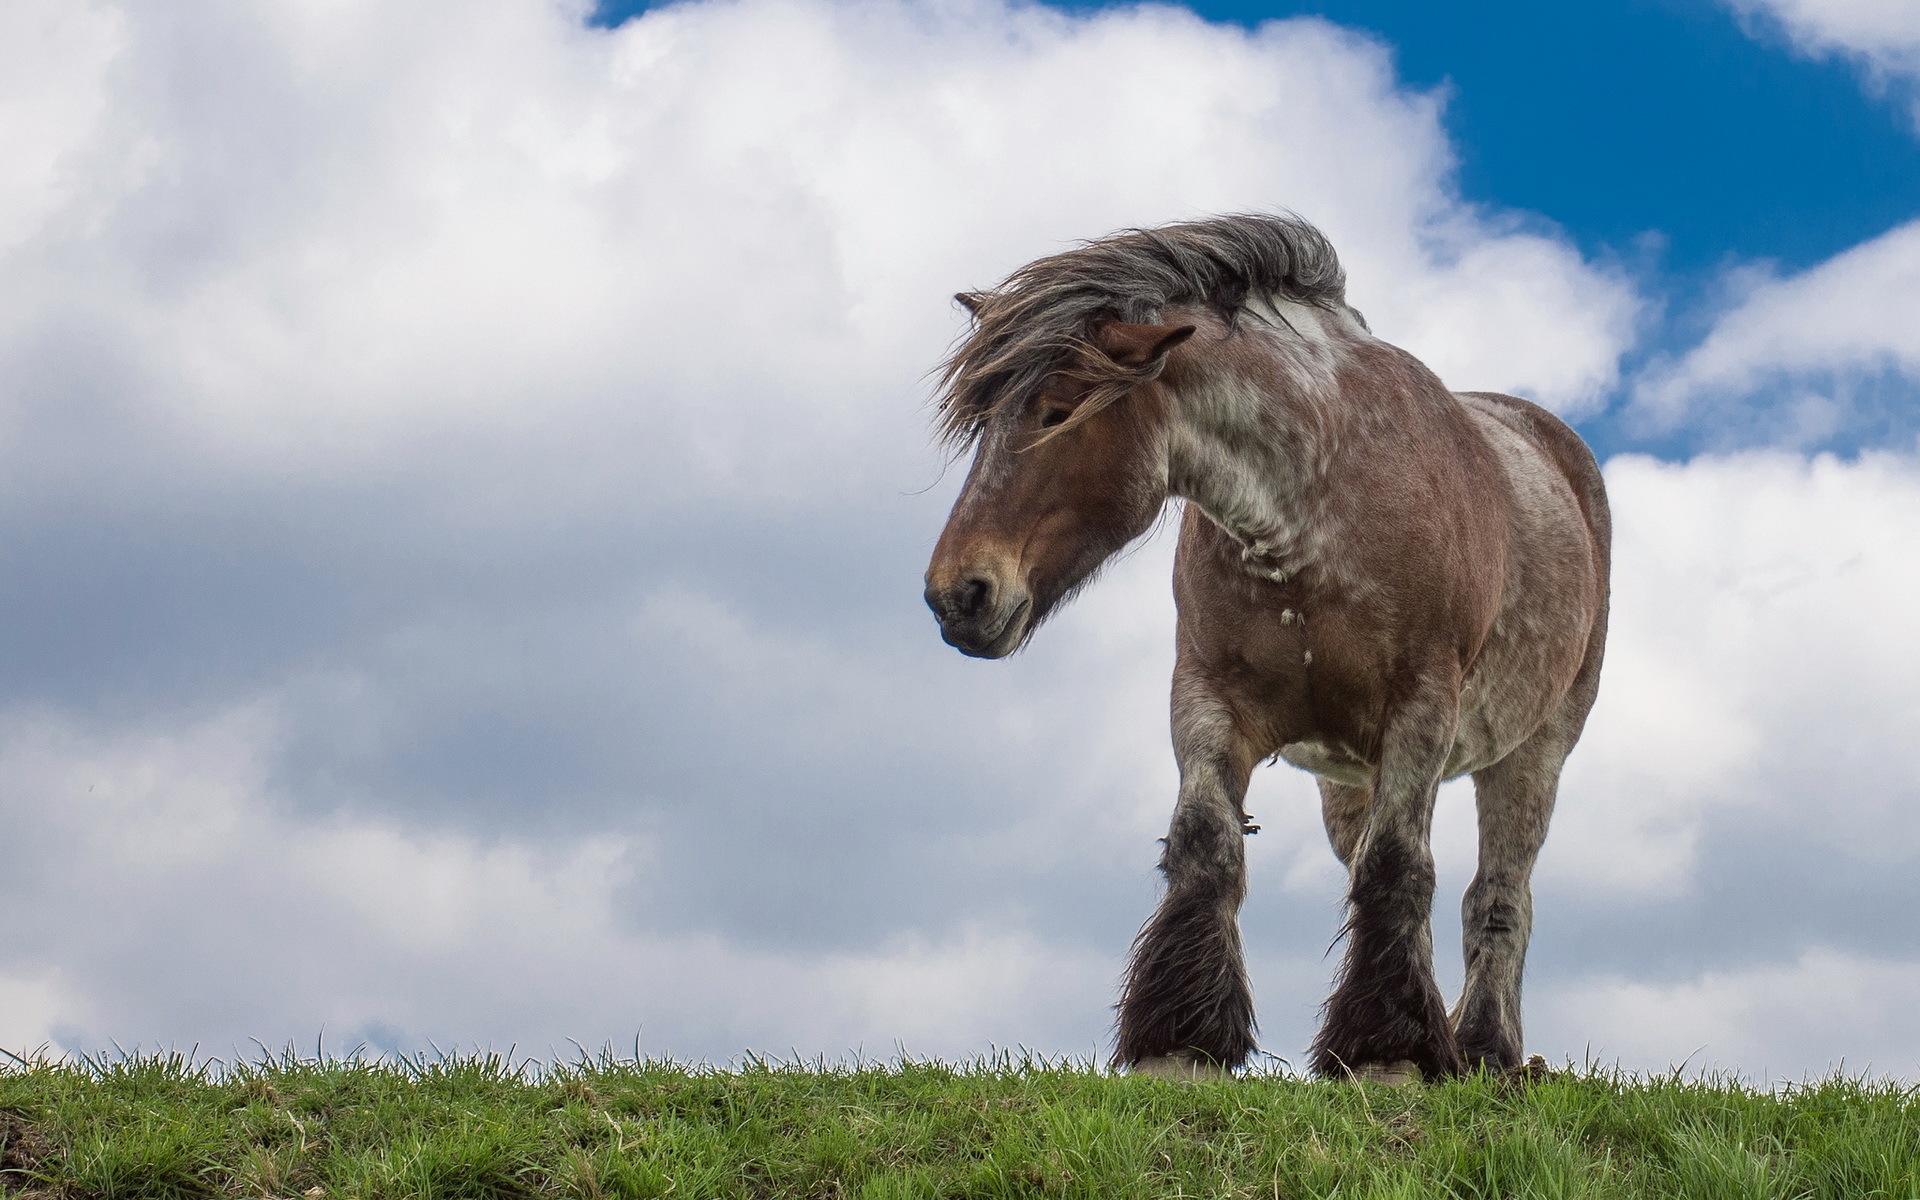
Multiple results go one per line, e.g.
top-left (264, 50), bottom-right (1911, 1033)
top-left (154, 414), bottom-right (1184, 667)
top-left (1114, 690), bottom-right (1257, 1072)
top-left (1445, 390), bottom-right (1610, 1073)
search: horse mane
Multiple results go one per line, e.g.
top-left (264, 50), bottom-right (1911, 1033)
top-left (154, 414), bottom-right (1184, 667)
top-left (934, 213), bottom-right (1353, 448)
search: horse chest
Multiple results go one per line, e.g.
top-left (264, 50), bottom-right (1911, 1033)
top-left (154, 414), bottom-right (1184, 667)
top-left (1183, 602), bottom-right (1387, 769)
top-left (1276, 669), bottom-right (1510, 785)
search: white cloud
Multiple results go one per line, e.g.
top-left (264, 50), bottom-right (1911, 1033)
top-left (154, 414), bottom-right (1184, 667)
top-left (0, 0), bottom-right (1633, 516)
top-left (1633, 219), bottom-right (1920, 442)
top-left (1545, 950), bottom-right (1920, 1079)
top-left (0, 971), bottom-right (83, 1057)
top-left (1643, 2), bottom-right (1920, 450)
top-left (1546, 450), bottom-right (1920, 896)
top-left (0, 700), bottom-right (1122, 1061)
top-left (0, 2), bottom-right (124, 257)
top-left (1730, 0), bottom-right (1920, 98)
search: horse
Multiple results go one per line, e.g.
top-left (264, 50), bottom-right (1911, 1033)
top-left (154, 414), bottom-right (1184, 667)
top-left (922, 214), bottom-right (1609, 1082)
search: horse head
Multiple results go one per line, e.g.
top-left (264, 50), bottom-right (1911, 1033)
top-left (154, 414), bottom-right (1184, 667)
top-left (924, 318), bottom-right (1193, 658)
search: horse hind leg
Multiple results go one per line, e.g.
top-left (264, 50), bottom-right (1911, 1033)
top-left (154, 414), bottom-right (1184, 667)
top-left (1114, 694), bottom-right (1257, 1075)
top-left (1452, 727), bottom-right (1571, 1073)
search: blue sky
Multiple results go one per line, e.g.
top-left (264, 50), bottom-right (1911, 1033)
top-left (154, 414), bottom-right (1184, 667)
top-left (1, 0), bottom-right (1917, 1078)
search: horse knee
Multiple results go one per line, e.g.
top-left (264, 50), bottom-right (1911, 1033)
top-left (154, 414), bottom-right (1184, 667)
top-left (1159, 797), bottom-right (1247, 894)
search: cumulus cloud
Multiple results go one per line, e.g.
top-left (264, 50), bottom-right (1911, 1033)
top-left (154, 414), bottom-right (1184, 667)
top-left (1512, 451), bottom-right (1920, 1075)
top-left (1632, 220), bottom-right (1920, 446)
top-left (1729, 0), bottom-right (1920, 100)
top-left (0, 0), bottom-right (1634, 503)
top-left (0, 699), bottom-right (1127, 1061)
top-left (1563, 451), bottom-right (1920, 898)
top-left (1545, 951), bottom-right (1920, 1079)
top-left (1641, 1), bottom-right (1920, 450)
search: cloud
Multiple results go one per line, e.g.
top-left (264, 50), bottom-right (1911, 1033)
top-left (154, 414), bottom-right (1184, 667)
top-left (1632, 220), bottom-right (1920, 446)
top-left (0, 699), bottom-right (1123, 1061)
top-left (0, 970), bottom-right (82, 1056)
top-left (1545, 950), bottom-right (1920, 1079)
top-left (7, 447), bottom-right (1919, 1073)
top-left (1548, 450), bottom-right (1920, 894)
top-left (1728, 0), bottom-right (1920, 100)
top-left (1508, 450), bottom-right (1920, 1073)
top-left (1635, 2), bottom-right (1920, 453)
top-left (0, 0), bottom-right (1634, 505)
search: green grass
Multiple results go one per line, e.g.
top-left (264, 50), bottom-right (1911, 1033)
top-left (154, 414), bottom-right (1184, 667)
top-left (3, 1048), bottom-right (1917, 1199)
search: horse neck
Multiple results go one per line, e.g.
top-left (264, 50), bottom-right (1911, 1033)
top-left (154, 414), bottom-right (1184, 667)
top-left (1163, 314), bottom-right (1353, 577)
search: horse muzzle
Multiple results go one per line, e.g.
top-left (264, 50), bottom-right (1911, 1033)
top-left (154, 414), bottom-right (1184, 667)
top-left (924, 571), bottom-right (1032, 659)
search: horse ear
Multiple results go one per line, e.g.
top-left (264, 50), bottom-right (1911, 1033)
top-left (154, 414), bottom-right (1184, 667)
top-left (1096, 322), bottom-right (1197, 368)
top-left (955, 292), bottom-right (988, 317)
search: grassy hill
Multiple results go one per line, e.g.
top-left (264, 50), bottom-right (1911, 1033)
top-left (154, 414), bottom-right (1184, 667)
top-left (2, 1048), bottom-right (1916, 1198)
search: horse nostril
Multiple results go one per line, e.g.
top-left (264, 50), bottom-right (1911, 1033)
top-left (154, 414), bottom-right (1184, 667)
top-left (927, 573), bottom-right (997, 625)
top-left (957, 574), bottom-right (993, 619)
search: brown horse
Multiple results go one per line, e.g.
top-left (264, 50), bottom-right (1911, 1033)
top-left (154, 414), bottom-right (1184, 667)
top-left (923, 215), bottom-right (1609, 1081)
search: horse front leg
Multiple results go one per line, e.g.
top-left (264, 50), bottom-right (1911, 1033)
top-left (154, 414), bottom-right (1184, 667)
top-left (1114, 687), bottom-right (1257, 1076)
top-left (1309, 674), bottom-right (1466, 1082)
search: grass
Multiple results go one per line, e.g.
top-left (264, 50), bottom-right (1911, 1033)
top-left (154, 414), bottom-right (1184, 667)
top-left (3, 1047), bottom-right (1918, 1199)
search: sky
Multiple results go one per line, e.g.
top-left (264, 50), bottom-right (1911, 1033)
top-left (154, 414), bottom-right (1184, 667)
top-left (0, 0), bottom-right (1917, 1080)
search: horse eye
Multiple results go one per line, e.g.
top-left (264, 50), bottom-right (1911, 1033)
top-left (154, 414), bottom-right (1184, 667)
top-left (1039, 407), bottom-right (1071, 429)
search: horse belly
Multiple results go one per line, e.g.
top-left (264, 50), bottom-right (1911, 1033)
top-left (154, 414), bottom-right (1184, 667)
top-left (1278, 739), bottom-right (1374, 786)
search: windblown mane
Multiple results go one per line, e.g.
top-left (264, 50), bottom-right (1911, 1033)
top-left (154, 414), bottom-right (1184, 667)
top-left (934, 214), bottom-right (1352, 448)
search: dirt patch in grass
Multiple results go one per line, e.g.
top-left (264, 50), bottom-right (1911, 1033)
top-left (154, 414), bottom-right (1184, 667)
top-left (1, 1111), bottom-right (54, 1198)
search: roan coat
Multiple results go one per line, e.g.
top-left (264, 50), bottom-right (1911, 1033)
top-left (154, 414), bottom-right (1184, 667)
top-left (923, 215), bottom-right (1609, 1081)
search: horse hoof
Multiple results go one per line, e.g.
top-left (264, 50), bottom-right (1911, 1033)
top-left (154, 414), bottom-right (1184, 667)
top-left (1509, 1054), bottom-right (1552, 1083)
top-left (1131, 1055), bottom-right (1229, 1082)
top-left (1352, 1060), bottom-right (1422, 1086)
